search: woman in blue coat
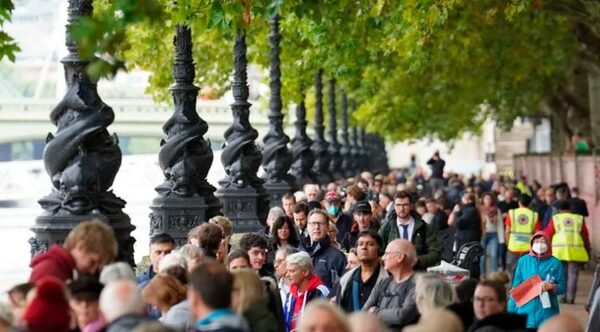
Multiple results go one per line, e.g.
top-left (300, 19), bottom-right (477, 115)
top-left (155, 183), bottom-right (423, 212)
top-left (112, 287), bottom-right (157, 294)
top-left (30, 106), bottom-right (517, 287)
top-left (508, 231), bottom-right (566, 329)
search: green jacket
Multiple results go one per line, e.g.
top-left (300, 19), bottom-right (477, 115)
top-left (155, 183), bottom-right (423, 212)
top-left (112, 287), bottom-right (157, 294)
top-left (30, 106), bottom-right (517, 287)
top-left (379, 211), bottom-right (441, 270)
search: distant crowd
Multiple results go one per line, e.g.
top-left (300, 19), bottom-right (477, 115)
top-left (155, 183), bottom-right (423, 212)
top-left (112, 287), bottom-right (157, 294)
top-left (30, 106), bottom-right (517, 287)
top-left (1, 152), bottom-right (600, 332)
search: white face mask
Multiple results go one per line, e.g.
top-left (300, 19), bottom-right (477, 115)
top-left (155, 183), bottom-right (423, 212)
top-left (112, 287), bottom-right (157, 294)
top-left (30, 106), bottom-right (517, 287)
top-left (532, 242), bottom-right (548, 254)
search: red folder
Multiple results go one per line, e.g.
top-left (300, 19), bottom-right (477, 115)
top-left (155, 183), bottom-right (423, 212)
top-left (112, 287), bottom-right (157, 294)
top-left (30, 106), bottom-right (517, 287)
top-left (509, 275), bottom-right (543, 307)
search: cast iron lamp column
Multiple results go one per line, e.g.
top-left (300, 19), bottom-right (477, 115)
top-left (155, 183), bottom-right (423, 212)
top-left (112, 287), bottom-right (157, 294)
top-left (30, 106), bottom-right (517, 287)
top-left (311, 69), bottom-right (333, 185)
top-left (327, 79), bottom-right (343, 180)
top-left (261, 14), bottom-right (296, 207)
top-left (339, 90), bottom-right (353, 178)
top-left (216, 30), bottom-right (269, 232)
top-left (32, 0), bottom-right (135, 264)
top-left (290, 92), bottom-right (317, 186)
top-left (148, 25), bottom-right (221, 245)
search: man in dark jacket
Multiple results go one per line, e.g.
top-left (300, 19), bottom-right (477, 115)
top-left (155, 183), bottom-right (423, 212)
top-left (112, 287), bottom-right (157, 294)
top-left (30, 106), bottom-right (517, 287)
top-left (427, 151), bottom-right (445, 194)
top-left (379, 191), bottom-right (441, 270)
top-left (336, 230), bottom-right (388, 312)
top-left (323, 191), bottom-right (353, 242)
top-left (342, 200), bottom-right (375, 251)
top-left (301, 209), bottom-right (347, 289)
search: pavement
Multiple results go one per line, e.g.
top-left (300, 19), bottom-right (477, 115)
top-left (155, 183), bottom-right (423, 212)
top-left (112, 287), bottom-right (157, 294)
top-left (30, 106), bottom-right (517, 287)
top-left (560, 268), bottom-right (595, 328)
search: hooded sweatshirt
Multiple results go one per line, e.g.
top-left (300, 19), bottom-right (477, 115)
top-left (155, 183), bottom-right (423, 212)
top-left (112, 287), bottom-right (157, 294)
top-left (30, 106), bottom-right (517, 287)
top-left (283, 274), bottom-right (329, 332)
top-left (29, 245), bottom-right (76, 283)
top-left (507, 231), bottom-right (566, 329)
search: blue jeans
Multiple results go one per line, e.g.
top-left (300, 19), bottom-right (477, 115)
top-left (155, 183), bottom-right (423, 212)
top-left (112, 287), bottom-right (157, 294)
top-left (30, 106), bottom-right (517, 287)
top-left (480, 232), bottom-right (499, 275)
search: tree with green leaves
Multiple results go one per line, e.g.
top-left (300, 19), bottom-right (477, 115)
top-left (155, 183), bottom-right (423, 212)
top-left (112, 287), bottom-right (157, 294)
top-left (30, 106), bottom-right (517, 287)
top-left (0, 0), bottom-right (20, 62)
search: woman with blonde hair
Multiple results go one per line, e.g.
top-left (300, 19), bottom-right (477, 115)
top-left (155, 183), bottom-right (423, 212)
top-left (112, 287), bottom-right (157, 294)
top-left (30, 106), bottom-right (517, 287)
top-left (231, 270), bottom-right (279, 332)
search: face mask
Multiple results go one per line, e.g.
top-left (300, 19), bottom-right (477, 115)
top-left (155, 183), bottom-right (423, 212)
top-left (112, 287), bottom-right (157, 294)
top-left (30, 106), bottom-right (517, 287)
top-left (327, 205), bottom-right (339, 216)
top-left (532, 242), bottom-right (548, 255)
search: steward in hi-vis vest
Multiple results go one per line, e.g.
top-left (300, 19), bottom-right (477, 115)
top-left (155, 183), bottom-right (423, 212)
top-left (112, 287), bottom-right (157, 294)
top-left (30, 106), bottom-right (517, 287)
top-left (505, 195), bottom-right (540, 254)
top-left (504, 194), bottom-right (541, 278)
top-left (545, 199), bottom-right (591, 304)
top-left (546, 202), bottom-right (591, 263)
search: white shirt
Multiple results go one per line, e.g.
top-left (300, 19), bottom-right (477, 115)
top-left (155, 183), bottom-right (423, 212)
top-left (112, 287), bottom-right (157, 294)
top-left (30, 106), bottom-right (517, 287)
top-left (396, 216), bottom-right (415, 241)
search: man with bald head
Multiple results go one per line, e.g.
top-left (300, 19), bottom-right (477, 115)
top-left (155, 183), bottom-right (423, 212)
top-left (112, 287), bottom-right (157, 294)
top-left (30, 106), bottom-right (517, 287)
top-left (363, 239), bottom-right (419, 330)
top-left (539, 313), bottom-right (583, 332)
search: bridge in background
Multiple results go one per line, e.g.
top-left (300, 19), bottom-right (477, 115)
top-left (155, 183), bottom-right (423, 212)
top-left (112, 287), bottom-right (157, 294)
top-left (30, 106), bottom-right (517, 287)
top-left (0, 98), bottom-right (293, 160)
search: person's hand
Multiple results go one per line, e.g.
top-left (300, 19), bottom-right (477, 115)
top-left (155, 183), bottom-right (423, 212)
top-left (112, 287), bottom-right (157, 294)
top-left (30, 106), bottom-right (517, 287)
top-left (543, 281), bottom-right (556, 292)
top-left (453, 204), bottom-right (460, 212)
top-left (330, 296), bottom-right (337, 304)
top-left (368, 306), bottom-right (378, 313)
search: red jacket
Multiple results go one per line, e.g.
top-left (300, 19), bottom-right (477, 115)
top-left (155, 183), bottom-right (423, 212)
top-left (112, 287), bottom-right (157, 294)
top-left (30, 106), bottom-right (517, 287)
top-left (29, 245), bottom-right (76, 283)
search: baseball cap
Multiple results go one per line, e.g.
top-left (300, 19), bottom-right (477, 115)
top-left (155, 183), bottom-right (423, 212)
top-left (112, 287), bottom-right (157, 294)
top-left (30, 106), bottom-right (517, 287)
top-left (325, 191), bottom-right (340, 202)
top-left (354, 201), bottom-right (372, 214)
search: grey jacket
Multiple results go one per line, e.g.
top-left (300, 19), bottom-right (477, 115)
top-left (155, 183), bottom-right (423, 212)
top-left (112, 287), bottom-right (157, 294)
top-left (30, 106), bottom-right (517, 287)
top-left (162, 300), bottom-right (192, 332)
top-left (335, 264), bottom-right (389, 309)
top-left (362, 274), bottom-right (419, 331)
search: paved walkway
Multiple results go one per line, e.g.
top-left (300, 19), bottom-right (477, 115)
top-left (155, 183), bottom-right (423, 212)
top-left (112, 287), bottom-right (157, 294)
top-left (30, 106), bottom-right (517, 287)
top-left (561, 269), bottom-right (594, 328)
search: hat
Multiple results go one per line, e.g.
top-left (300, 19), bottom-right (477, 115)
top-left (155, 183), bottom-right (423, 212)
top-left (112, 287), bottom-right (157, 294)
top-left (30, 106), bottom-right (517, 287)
top-left (354, 201), bottom-right (372, 214)
top-left (23, 277), bottom-right (70, 332)
top-left (325, 191), bottom-right (340, 202)
top-left (67, 276), bottom-right (104, 301)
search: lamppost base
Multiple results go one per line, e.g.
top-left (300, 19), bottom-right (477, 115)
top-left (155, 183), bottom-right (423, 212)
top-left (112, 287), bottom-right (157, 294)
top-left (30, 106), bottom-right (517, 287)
top-left (31, 212), bottom-right (136, 266)
top-left (263, 180), bottom-right (295, 209)
top-left (215, 185), bottom-right (263, 233)
top-left (149, 195), bottom-right (207, 246)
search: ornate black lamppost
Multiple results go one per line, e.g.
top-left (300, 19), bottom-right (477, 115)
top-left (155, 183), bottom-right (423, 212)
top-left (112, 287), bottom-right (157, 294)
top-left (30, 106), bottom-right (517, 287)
top-left (327, 79), bottom-right (343, 180)
top-left (349, 124), bottom-right (360, 177)
top-left (216, 30), bottom-right (269, 232)
top-left (290, 92), bottom-right (317, 186)
top-left (32, 0), bottom-right (135, 264)
top-left (359, 127), bottom-right (370, 172)
top-left (311, 70), bottom-right (333, 184)
top-left (261, 14), bottom-right (296, 207)
top-left (339, 90), bottom-right (353, 178)
top-left (148, 25), bottom-right (221, 245)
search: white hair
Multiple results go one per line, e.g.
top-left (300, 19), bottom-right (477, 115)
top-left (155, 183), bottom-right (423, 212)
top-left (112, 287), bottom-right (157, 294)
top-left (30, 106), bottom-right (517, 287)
top-left (286, 251), bottom-right (313, 271)
top-left (179, 244), bottom-right (203, 260)
top-left (267, 206), bottom-right (286, 225)
top-left (99, 262), bottom-right (136, 285)
top-left (158, 251), bottom-right (187, 272)
top-left (99, 280), bottom-right (145, 322)
top-left (276, 245), bottom-right (298, 258)
top-left (294, 191), bottom-right (307, 203)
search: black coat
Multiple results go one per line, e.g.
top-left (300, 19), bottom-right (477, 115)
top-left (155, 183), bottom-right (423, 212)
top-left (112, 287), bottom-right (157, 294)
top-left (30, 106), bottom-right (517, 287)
top-left (453, 203), bottom-right (482, 250)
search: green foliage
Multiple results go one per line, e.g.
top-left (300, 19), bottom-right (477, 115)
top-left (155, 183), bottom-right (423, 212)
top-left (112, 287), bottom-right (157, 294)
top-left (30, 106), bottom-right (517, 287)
top-left (0, 0), bottom-right (20, 62)
top-left (71, 0), bottom-right (588, 143)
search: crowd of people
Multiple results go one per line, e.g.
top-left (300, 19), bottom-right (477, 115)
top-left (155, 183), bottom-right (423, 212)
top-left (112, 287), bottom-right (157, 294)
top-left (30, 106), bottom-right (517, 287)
top-left (1, 154), bottom-right (600, 332)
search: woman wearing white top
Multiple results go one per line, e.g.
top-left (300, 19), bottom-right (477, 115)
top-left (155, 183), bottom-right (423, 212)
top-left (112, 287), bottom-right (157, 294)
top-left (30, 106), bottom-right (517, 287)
top-left (479, 192), bottom-right (505, 274)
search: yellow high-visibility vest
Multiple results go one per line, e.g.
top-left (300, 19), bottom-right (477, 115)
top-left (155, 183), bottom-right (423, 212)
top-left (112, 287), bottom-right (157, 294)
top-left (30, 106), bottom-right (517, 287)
top-left (552, 213), bottom-right (589, 262)
top-left (507, 207), bottom-right (537, 252)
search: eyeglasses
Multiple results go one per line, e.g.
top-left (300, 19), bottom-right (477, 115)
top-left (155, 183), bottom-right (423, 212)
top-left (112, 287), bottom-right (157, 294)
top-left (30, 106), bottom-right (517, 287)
top-left (274, 259), bottom-right (285, 265)
top-left (394, 203), bottom-right (411, 208)
top-left (308, 221), bottom-right (327, 227)
top-left (473, 296), bottom-right (499, 304)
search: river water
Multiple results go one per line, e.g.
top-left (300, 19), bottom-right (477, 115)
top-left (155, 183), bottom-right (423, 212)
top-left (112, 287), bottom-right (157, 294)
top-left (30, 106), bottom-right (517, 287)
top-left (0, 153), bottom-right (226, 290)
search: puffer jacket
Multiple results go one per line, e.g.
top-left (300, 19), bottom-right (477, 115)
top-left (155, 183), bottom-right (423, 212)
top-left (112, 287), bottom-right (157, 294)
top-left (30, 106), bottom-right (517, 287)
top-left (301, 236), bottom-right (347, 289)
top-left (507, 231), bottom-right (566, 329)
